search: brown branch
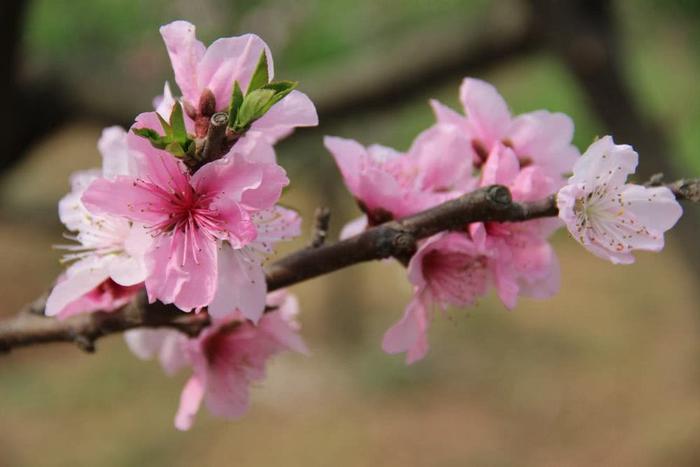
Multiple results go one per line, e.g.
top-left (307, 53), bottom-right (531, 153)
top-left (1, 179), bottom-right (698, 354)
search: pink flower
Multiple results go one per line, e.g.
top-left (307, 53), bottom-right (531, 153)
top-left (431, 78), bottom-right (579, 180)
top-left (160, 20), bottom-right (317, 143)
top-left (383, 145), bottom-right (562, 364)
top-left (325, 124), bottom-right (474, 233)
top-left (474, 144), bottom-right (562, 308)
top-left (557, 136), bottom-right (683, 264)
top-left (382, 232), bottom-right (492, 364)
top-left (46, 127), bottom-right (150, 317)
top-left (82, 116), bottom-right (292, 320)
top-left (55, 278), bottom-right (142, 320)
top-left (124, 290), bottom-right (308, 430)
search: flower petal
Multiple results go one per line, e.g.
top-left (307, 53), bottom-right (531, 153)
top-left (198, 34), bottom-right (272, 111)
top-left (145, 230), bottom-right (218, 311)
top-left (175, 375), bottom-right (205, 431)
top-left (208, 245), bottom-right (266, 323)
top-left (248, 90), bottom-right (318, 143)
top-left (382, 295), bottom-right (431, 364)
top-left (459, 78), bottom-right (511, 146)
top-left (45, 263), bottom-right (110, 317)
top-left (160, 21), bottom-right (206, 106)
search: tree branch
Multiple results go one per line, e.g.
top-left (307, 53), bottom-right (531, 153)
top-left (0, 179), bottom-right (697, 354)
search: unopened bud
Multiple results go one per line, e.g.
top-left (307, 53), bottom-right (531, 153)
top-left (198, 89), bottom-right (217, 117)
top-left (183, 100), bottom-right (197, 120)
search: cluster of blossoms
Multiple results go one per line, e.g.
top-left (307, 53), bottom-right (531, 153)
top-left (45, 21), bottom-right (684, 429)
top-left (46, 21), bottom-right (316, 429)
top-left (326, 78), bottom-right (683, 364)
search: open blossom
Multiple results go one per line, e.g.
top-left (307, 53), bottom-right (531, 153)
top-left (430, 77), bottom-right (579, 180)
top-left (325, 123), bottom-right (474, 236)
top-left (45, 127), bottom-right (150, 318)
top-left (82, 112), bottom-right (294, 321)
top-left (124, 290), bottom-right (308, 430)
top-left (160, 20), bottom-right (317, 143)
top-left (382, 232), bottom-right (492, 364)
top-left (557, 136), bottom-right (682, 264)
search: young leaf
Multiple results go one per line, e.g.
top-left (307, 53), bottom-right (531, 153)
top-left (165, 142), bottom-right (186, 158)
top-left (156, 113), bottom-right (174, 139)
top-left (235, 88), bottom-right (276, 131)
top-left (262, 80), bottom-right (298, 108)
top-left (132, 127), bottom-right (167, 149)
top-left (247, 51), bottom-right (269, 94)
top-left (228, 81), bottom-right (244, 128)
top-left (169, 102), bottom-right (188, 144)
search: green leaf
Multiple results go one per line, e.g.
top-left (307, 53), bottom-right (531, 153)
top-left (263, 80), bottom-right (298, 107)
top-left (165, 142), bottom-right (186, 158)
top-left (156, 113), bottom-right (173, 139)
top-left (247, 51), bottom-right (269, 94)
top-left (228, 81), bottom-right (244, 128)
top-left (132, 127), bottom-right (167, 149)
top-left (169, 102), bottom-right (188, 144)
top-left (235, 88), bottom-right (276, 131)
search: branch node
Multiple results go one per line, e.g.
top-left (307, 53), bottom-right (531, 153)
top-left (487, 185), bottom-right (512, 205)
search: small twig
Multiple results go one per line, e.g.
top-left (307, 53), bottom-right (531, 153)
top-left (309, 207), bottom-right (331, 248)
top-left (644, 174), bottom-right (700, 202)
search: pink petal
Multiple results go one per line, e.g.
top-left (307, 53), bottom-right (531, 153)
top-left (81, 177), bottom-right (168, 225)
top-left (569, 136), bottom-right (637, 186)
top-left (252, 206), bottom-right (301, 250)
top-left (249, 90), bottom-right (319, 143)
top-left (192, 154), bottom-right (264, 202)
top-left (518, 247), bottom-right (561, 299)
top-left (409, 124), bottom-right (474, 192)
top-left (160, 21), bottom-right (206, 106)
top-left (507, 110), bottom-right (579, 177)
top-left (459, 78), bottom-right (511, 146)
top-left (98, 126), bottom-right (136, 178)
top-left (623, 185), bottom-right (683, 233)
top-left (339, 216), bottom-right (368, 240)
top-left (203, 359), bottom-right (252, 420)
top-left (240, 162), bottom-right (289, 211)
top-left (260, 309), bottom-right (310, 355)
top-left (145, 231), bottom-right (218, 311)
top-left (107, 252), bottom-right (148, 286)
top-left (492, 259), bottom-right (519, 310)
top-left (175, 375), bottom-right (205, 431)
top-left (212, 202), bottom-right (257, 248)
top-left (45, 262), bottom-right (110, 317)
top-left (429, 99), bottom-right (468, 129)
top-left (231, 135), bottom-right (278, 164)
top-left (208, 246), bottom-right (266, 323)
top-left (382, 295), bottom-right (430, 364)
top-left (511, 166), bottom-right (556, 202)
top-left (124, 329), bottom-right (167, 360)
top-left (198, 34), bottom-right (272, 111)
top-left (58, 170), bottom-right (99, 231)
top-left (480, 145), bottom-right (520, 187)
top-left (324, 136), bottom-right (364, 192)
top-left (153, 81), bottom-right (177, 119)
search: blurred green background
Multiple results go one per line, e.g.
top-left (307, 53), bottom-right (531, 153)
top-left (1, 0), bottom-right (700, 466)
